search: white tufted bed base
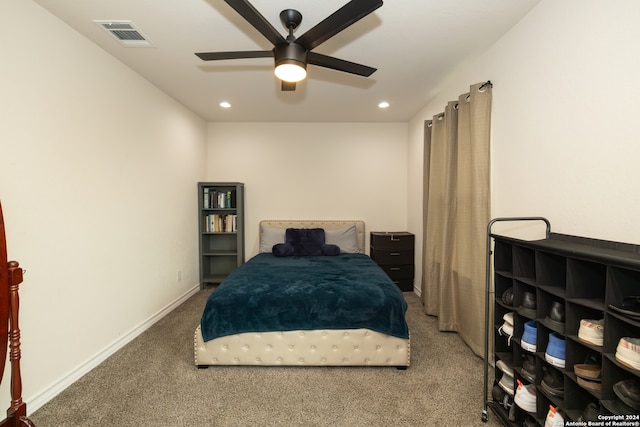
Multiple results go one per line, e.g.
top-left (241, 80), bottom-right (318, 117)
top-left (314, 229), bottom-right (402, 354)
top-left (194, 220), bottom-right (410, 368)
top-left (194, 326), bottom-right (410, 366)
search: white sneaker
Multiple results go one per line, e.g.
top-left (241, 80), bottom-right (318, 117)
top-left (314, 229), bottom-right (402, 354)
top-left (578, 319), bottom-right (604, 346)
top-left (514, 379), bottom-right (536, 413)
top-left (496, 360), bottom-right (515, 395)
top-left (544, 405), bottom-right (565, 427)
top-left (499, 312), bottom-right (514, 345)
top-left (496, 359), bottom-right (514, 377)
top-left (616, 337), bottom-right (640, 371)
top-left (545, 352), bottom-right (566, 369)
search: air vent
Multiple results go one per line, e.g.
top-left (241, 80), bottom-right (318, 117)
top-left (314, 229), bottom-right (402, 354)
top-left (93, 20), bottom-right (153, 47)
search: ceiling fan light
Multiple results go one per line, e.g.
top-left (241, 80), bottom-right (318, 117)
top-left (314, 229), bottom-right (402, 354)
top-left (274, 42), bottom-right (307, 83)
top-left (275, 63), bottom-right (307, 82)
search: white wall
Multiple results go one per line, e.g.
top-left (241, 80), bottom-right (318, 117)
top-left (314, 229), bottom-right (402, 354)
top-left (206, 122), bottom-right (408, 255)
top-left (408, 0), bottom-right (640, 290)
top-left (7, 0), bottom-right (639, 413)
top-left (1, 0), bottom-right (207, 410)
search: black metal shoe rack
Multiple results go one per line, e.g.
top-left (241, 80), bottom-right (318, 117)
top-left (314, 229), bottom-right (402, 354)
top-left (482, 217), bottom-right (640, 425)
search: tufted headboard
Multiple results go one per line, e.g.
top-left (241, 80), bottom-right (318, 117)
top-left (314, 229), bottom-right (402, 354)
top-left (259, 220), bottom-right (365, 253)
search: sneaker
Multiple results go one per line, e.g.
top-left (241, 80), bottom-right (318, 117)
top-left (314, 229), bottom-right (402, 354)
top-left (544, 301), bottom-right (565, 333)
top-left (502, 287), bottom-right (514, 306)
top-left (521, 320), bottom-right (537, 352)
top-left (574, 363), bottom-right (601, 381)
top-left (521, 354), bottom-right (536, 383)
top-left (540, 366), bottom-right (564, 398)
top-left (519, 291), bottom-right (537, 318)
top-left (613, 379), bottom-right (640, 412)
top-left (577, 376), bottom-right (602, 392)
top-left (578, 402), bottom-right (601, 422)
top-left (578, 319), bottom-right (604, 346)
top-left (496, 359), bottom-right (515, 396)
top-left (499, 312), bottom-right (514, 345)
top-left (610, 296), bottom-right (640, 321)
top-left (514, 379), bottom-right (537, 413)
top-left (545, 332), bottom-right (566, 369)
top-left (574, 363), bottom-right (601, 392)
top-left (544, 405), bottom-right (565, 427)
top-left (492, 383), bottom-right (507, 406)
top-left (616, 337), bottom-right (640, 371)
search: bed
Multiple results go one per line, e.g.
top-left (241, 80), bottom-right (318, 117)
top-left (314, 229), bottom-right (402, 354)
top-left (194, 220), bottom-right (410, 368)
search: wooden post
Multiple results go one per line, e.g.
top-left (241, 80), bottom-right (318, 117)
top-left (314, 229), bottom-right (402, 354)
top-left (0, 202), bottom-right (35, 427)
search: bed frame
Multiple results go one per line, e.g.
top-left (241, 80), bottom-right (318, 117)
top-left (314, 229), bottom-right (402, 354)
top-left (194, 220), bottom-right (410, 368)
top-left (0, 202), bottom-right (35, 426)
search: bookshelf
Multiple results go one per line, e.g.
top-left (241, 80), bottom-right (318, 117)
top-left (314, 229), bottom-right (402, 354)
top-left (198, 182), bottom-right (244, 288)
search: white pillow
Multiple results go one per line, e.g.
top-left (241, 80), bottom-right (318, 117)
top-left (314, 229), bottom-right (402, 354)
top-left (325, 225), bottom-right (360, 253)
top-left (259, 226), bottom-right (285, 253)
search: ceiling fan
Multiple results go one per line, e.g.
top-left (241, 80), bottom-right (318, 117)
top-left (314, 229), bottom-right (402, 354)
top-left (195, 0), bottom-right (383, 91)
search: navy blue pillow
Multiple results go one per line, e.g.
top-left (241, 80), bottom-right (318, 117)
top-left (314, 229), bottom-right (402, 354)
top-left (321, 243), bottom-right (340, 256)
top-left (272, 243), bottom-right (295, 257)
top-left (288, 228), bottom-right (324, 256)
top-left (272, 228), bottom-right (342, 256)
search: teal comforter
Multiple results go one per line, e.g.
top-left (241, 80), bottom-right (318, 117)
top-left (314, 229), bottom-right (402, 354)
top-left (200, 253), bottom-right (409, 341)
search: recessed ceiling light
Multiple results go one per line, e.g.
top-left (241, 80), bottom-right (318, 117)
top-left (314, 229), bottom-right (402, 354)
top-left (378, 101), bottom-right (390, 109)
top-left (219, 101), bottom-right (231, 108)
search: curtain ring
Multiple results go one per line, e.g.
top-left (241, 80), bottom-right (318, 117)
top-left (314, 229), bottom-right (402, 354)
top-left (478, 80), bottom-right (492, 92)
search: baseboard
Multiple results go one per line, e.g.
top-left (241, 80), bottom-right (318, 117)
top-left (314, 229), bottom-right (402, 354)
top-left (27, 283), bottom-right (201, 413)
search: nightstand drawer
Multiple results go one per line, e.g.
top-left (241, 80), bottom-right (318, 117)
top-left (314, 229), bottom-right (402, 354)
top-left (390, 278), bottom-right (414, 292)
top-left (370, 250), bottom-right (413, 265)
top-left (370, 232), bottom-right (414, 251)
top-left (379, 264), bottom-right (415, 279)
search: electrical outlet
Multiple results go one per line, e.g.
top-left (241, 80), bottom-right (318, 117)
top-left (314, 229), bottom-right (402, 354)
top-left (177, 270), bottom-right (182, 282)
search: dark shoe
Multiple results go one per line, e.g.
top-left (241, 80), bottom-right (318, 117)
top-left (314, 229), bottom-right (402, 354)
top-left (502, 287), bottom-right (514, 306)
top-left (508, 396), bottom-right (516, 421)
top-left (614, 379), bottom-right (640, 411)
top-left (610, 296), bottom-right (640, 320)
top-left (578, 402), bottom-right (601, 422)
top-left (521, 354), bottom-right (536, 383)
top-left (545, 301), bottom-right (565, 332)
top-left (492, 383), bottom-right (506, 403)
top-left (540, 366), bottom-right (564, 398)
top-left (519, 291), bottom-right (536, 317)
top-left (523, 416), bottom-right (536, 427)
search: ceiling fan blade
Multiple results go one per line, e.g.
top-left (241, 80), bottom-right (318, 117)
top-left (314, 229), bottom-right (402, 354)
top-left (281, 81), bottom-right (296, 91)
top-left (307, 52), bottom-right (376, 77)
top-left (224, 0), bottom-right (286, 46)
top-left (195, 50), bottom-right (273, 61)
top-left (296, 0), bottom-right (383, 51)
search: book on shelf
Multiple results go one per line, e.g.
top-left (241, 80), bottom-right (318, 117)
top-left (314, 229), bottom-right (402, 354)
top-left (204, 214), bottom-right (238, 233)
top-left (203, 188), bottom-right (236, 209)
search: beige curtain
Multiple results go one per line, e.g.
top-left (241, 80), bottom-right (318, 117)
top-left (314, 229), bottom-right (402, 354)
top-left (421, 81), bottom-right (492, 357)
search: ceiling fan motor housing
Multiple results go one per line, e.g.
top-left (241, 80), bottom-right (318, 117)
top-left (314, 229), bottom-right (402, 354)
top-left (274, 42), bottom-right (307, 70)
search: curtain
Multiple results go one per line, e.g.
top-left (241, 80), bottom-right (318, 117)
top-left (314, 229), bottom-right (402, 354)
top-left (421, 81), bottom-right (492, 357)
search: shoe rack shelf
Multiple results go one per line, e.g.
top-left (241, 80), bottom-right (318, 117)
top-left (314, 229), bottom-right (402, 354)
top-left (482, 217), bottom-right (640, 425)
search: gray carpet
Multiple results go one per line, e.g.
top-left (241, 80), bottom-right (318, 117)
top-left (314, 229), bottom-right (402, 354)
top-left (31, 289), bottom-right (501, 426)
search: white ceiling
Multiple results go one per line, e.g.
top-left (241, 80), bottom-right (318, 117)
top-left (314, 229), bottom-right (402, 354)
top-left (32, 0), bottom-right (540, 122)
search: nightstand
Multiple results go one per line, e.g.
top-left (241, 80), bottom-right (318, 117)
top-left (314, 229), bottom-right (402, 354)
top-left (370, 232), bottom-right (415, 292)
